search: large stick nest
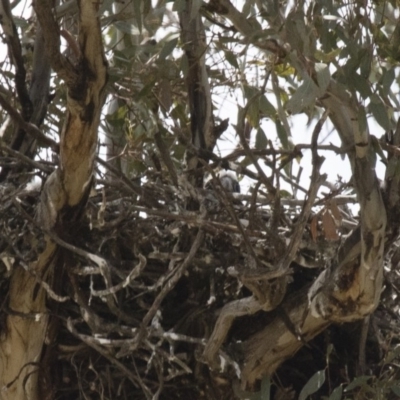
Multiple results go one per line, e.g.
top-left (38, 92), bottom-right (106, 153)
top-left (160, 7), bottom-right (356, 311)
top-left (0, 161), bottom-right (399, 399)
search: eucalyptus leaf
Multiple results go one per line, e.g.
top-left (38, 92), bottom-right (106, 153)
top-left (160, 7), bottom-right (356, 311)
top-left (299, 370), bottom-right (325, 400)
top-left (286, 76), bottom-right (319, 114)
top-left (159, 38), bottom-right (178, 60)
top-left (344, 376), bottom-right (372, 392)
top-left (382, 68), bottom-right (395, 96)
top-left (350, 73), bottom-right (372, 99)
top-left (255, 128), bottom-right (268, 150)
top-left (329, 385), bottom-right (343, 400)
top-left (391, 385), bottom-right (400, 396)
top-left (113, 20), bottom-right (140, 35)
top-left (133, 0), bottom-right (143, 33)
top-left (259, 95), bottom-right (276, 118)
top-left (276, 119), bottom-right (290, 149)
top-left (369, 94), bottom-right (391, 130)
top-left (224, 50), bottom-right (239, 69)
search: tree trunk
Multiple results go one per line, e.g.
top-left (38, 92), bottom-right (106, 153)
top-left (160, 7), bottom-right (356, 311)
top-left (0, 0), bottom-right (107, 398)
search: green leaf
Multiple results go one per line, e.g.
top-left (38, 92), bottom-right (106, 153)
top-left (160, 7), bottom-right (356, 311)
top-left (383, 344), bottom-right (400, 364)
top-left (276, 119), bottom-right (290, 149)
top-left (314, 48), bottom-right (342, 63)
top-left (243, 85), bottom-right (259, 100)
top-left (286, 76), bottom-right (318, 114)
top-left (12, 17), bottom-right (29, 29)
top-left (360, 46), bottom-right (372, 78)
top-left (279, 189), bottom-right (292, 198)
top-left (113, 49), bottom-right (130, 63)
top-left (255, 128), bottom-right (268, 150)
top-left (137, 81), bottom-right (155, 100)
top-left (133, 0), bottom-right (143, 33)
top-left (235, 375), bottom-right (271, 400)
top-left (259, 95), bottom-right (276, 118)
top-left (391, 385), bottom-right (400, 396)
top-left (370, 135), bottom-right (387, 164)
top-left (260, 375), bottom-right (271, 400)
top-left (299, 370), bottom-right (325, 400)
top-left (382, 68), bottom-right (395, 96)
top-left (247, 101), bottom-right (260, 128)
top-left (328, 385), bottom-right (343, 400)
top-left (369, 94), bottom-right (391, 130)
top-left (274, 63), bottom-right (296, 77)
top-left (344, 376), bottom-right (372, 392)
top-left (224, 50), bottom-right (239, 69)
top-left (170, 103), bottom-right (187, 125)
top-left (240, 156), bottom-right (253, 168)
top-left (113, 21), bottom-right (140, 35)
top-left (159, 38), bottom-right (178, 60)
top-left (350, 73), bottom-right (372, 99)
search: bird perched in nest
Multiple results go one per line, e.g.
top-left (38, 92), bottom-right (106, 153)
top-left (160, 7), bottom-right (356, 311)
top-left (205, 170), bottom-right (240, 193)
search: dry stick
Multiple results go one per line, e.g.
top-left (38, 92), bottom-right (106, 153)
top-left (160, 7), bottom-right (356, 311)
top-left (248, 179), bottom-right (262, 228)
top-left (0, 94), bottom-right (58, 151)
top-left (90, 254), bottom-right (147, 297)
top-left (221, 143), bottom-right (345, 162)
top-left (14, 200), bottom-right (126, 308)
top-left (278, 111), bottom-right (329, 272)
top-left (154, 131), bottom-right (179, 187)
top-left (0, 0), bottom-right (31, 117)
top-left (0, 143), bottom-right (53, 173)
top-left (66, 319), bottom-right (143, 390)
top-left (271, 71), bottom-right (292, 148)
top-left (120, 229), bottom-right (205, 355)
top-left (237, 69), bottom-right (277, 197)
top-left (96, 156), bottom-right (143, 197)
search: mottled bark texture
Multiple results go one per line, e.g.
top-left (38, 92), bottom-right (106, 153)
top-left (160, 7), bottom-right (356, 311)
top-left (0, 0), bottom-right (107, 398)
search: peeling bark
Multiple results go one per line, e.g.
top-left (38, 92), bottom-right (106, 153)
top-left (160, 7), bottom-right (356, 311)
top-left (0, 0), bottom-right (107, 398)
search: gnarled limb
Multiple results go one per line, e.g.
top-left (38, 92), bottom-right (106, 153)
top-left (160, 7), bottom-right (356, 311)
top-left (241, 79), bottom-right (386, 389)
top-left (203, 268), bottom-right (291, 370)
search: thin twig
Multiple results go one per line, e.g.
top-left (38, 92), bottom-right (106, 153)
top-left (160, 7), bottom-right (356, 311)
top-left (118, 228), bottom-right (205, 356)
top-left (278, 111), bottom-right (329, 271)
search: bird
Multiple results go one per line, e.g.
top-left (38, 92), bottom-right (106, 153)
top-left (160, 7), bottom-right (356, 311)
top-left (205, 170), bottom-right (240, 193)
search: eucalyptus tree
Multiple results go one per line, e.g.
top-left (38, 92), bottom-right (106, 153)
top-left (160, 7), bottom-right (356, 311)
top-left (1, 0), bottom-right (400, 399)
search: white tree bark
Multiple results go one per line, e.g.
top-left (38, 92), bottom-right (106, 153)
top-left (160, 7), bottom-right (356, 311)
top-left (0, 0), bottom-right (107, 398)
